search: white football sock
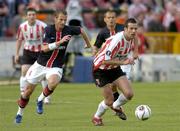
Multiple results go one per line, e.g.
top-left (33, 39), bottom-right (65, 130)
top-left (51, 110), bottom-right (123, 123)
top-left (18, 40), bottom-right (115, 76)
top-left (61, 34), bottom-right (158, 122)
top-left (94, 100), bottom-right (109, 118)
top-left (17, 107), bottom-right (24, 116)
top-left (38, 92), bottom-right (46, 102)
top-left (20, 76), bottom-right (27, 93)
top-left (113, 93), bottom-right (128, 109)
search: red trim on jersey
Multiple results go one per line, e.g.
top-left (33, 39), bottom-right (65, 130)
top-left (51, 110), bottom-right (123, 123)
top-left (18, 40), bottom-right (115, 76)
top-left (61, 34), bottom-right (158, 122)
top-left (36, 25), bottom-right (40, 39)
top-left (17, 27), bottom-right (24, 40)
top-left (111, 41), bottom-right (121, 58)
top-left (110, 30), bottom-right (115, 36)
top-left (24, 24), bottom-right (27, 31)
top-left (121, 38), bottom-right (124, 48)
top-left (46, 31), bottom-right (61, 67)
top-left (38, 44), bottom-right (41, 51)
top-left (30, 27), bottom-right (33, 39)
top-left (46, 49), bottom-right (59, 67)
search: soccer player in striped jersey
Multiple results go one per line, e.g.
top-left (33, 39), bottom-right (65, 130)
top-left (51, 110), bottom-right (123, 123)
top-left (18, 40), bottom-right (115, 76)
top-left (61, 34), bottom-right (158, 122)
top-left (92, 18), bottom-right (138, 126)
top-left (14, 10), bottom-right (92, 124)
top-left (14, 7), bottom-right (51, 104)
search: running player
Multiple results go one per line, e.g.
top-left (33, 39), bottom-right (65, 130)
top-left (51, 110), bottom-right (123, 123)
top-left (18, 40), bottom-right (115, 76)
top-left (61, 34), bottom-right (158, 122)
top-left (14, 10), bottom-right (92, 124)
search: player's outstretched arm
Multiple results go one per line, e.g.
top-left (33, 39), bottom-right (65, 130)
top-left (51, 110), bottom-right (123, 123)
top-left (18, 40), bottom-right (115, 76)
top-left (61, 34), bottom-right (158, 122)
top-left (81, 28), bottom-right (92, 49)
top-left (133, 35), bottom-right (139, 59)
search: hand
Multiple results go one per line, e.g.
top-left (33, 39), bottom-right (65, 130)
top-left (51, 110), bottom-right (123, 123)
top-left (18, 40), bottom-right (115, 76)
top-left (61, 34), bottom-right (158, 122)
top-left (15, 55), bottom-right (19, 64)
top-left (133, 53), bottom-right (139, 59)
top-left (123, 58), bottom-right (135, 65)
top-left (92, 46), bottom-right (98, 56)
top-left (57, 35), bottom-right (71, 46)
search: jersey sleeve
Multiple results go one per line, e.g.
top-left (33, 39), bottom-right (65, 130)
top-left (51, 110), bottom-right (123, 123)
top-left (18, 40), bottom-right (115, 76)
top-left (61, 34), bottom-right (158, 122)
top-left (94, 31), bottom-right (105, 48)
top-left (69, 26), bottom-right (81, 35)
top-left (16, 26), bottom-right (24, 40)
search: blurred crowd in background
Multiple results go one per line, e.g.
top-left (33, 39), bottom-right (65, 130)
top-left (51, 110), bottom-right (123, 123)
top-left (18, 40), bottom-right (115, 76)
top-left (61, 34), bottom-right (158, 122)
top-left (0, 0), bottom-right (180, 37)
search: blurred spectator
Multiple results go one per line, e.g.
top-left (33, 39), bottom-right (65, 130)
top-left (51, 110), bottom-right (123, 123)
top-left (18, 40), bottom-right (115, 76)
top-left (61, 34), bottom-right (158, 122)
top-left (162, 0), bottom-right (180, 30)
top-left (11, 3), bottom-right (26, 36)
top-left (147, 9), bottom-right (165, 32)
top-left (168, 9), bottom-right (180, 32)
top-left (128, 0), bottom-right (147, 18)
top-left (0, 0), bottom-right (9, 36)
top-left (110, 0), bottom-right (120, 9)
top-left (116, 2), bottom-right (128, 25)
top-left (15, 0), bottom-right (29, 14)
top-left (137, 23), bottom-right (149, 54)
top-left (80, 0), bottom-right (96, 29)
top-left (95, 0), bottom-right (112, 9)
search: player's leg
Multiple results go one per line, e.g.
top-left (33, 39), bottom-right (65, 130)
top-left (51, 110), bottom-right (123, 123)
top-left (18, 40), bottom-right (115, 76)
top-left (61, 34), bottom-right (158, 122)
top-left (92, 84), bottom-right (113, 126)
top-left (15, 62), bottom-right (45, 123)
top-left (92, 69), bottom-right (116, 126)
top-left (15, 82), bottom-right (37, 123)
top-left (20, 64), bottom-right (31, 95)
top-left (112, 76), bottom-right (134, 110)
top-left (37, 68), bottom-right (62, 113)
top-left (41, 79), bottom-right (51, 104)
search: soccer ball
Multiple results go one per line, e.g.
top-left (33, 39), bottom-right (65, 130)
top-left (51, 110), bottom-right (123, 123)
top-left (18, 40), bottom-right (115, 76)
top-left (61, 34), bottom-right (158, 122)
top-left (135, 105), bottom-right (151, 120)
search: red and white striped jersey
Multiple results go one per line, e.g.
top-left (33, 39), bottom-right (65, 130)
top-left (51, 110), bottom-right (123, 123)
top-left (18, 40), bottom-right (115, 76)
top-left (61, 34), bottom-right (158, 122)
top-left (17, 20), bottom-right (47, 52)
top-left (93, 31), bottom-right (133, 70)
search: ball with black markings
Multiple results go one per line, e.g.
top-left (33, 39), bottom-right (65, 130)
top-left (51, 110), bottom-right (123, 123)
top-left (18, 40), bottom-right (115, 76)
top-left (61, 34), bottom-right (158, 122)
top-left (135, 105), bottom-right (151, 120)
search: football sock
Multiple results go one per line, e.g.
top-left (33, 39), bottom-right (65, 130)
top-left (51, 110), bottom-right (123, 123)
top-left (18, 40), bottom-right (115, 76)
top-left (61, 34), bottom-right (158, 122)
top-left (113, 93), bottom-right (128, 109)
top-left (17, 107), bottom-right (24, 116)
top-left (38, 87), bottom-right (53, 102)
top-left (20, 76), bottom-right (27, 93)
top-left (94, 100), bottom-right (108, 118)
top-left (18, 96), bottom-right (29, 108)
top-left (113, 92), bottom-right (119, 101)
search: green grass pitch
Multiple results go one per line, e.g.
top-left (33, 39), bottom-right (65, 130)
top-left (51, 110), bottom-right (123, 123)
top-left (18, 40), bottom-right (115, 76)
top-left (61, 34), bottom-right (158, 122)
top-left (0, 82), bottom-right (180, 131)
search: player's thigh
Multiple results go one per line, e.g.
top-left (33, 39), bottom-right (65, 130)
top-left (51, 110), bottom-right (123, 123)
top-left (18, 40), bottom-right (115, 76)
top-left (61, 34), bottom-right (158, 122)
top-left (46, 67), bottom-right (63, 84)
top-left (113, 76), bottom-right (133, 98)
top-left (26, 62), bottom-right (46, 84)
top-left (21, 64), bottom-right (31, 76)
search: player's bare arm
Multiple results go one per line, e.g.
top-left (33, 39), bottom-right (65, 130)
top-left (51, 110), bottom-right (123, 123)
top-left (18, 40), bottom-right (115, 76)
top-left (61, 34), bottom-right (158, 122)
top-left (80, 28), bottom-right (92, 48)
top-left (92, 46), bottom-right (99, 56)
top-left (102, 58), bottom-right (135, 66)
top-left (15, 39), bottom-right (23, 64)
top-left (132, 34), bottom-right (139, 59)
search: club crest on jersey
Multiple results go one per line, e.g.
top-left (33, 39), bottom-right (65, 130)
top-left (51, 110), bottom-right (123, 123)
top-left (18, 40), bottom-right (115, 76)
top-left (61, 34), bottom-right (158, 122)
top-left (106, 50), bottom-right (112, 56)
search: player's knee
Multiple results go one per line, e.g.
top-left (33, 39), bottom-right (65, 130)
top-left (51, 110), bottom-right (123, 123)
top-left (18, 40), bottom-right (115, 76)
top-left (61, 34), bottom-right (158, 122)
top-left (125, 91), bottom-right (134, 100)
top-left (105, 99), bottom-right (114, 107)
top-left (48, 79), bottom-right (59, 88)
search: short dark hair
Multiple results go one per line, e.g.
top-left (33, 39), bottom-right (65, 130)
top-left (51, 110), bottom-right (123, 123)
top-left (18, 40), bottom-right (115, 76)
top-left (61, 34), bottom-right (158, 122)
top-left (26, 7), bottom-right (36, 14)
top-left (104, 10), bottom-right (116, 17)
top-left (124, 18), bottom-right (137, 28)
top-left (54, 9), bottom-right (67, 17)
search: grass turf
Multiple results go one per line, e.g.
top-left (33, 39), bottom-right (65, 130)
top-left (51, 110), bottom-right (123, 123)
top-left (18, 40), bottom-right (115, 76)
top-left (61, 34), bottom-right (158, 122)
top-left (0, 82), bottom-right (180, 131)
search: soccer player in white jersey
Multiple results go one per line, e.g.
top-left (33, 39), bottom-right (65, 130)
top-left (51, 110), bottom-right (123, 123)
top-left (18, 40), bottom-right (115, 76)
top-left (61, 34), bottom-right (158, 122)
top-left (15, 7), bottom-right (50, 104)
top-left (92, 18), bottom-right (138, 126)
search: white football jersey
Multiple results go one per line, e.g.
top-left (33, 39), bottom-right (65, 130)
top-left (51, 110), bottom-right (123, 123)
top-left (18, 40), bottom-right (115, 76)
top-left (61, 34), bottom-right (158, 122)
top-left (93, 31), bottom-right (133, 70)
top-left (17, 20), bottom-right (47, 52)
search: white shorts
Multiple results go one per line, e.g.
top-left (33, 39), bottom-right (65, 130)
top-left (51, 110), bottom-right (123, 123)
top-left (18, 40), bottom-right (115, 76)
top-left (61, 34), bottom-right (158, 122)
top-left (121, 64), bottom-right (132, 80)
top-left (25, 61), bottom-right (63, 84)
